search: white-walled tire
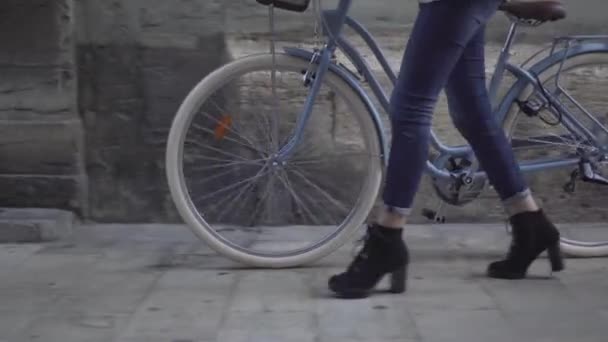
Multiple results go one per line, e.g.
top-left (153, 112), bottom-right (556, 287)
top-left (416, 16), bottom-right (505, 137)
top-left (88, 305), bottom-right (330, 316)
top-left (502, 52), bottom-right (608, 258)
top-left (166, 54), bottom-right (383, 268)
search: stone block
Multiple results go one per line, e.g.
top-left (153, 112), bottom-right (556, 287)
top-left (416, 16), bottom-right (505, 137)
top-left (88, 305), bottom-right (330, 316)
top-left (403, 278), bottom-right (497, 313)
top-left (75, 0), bottom-right (140, 45)
top-left (506, 310), bottom-right (608, 342)
top-left (218, 311), bottom-right (316, 342)
top-left (52, 271), bottom-right (158, 314)
top-left (78, 37), bottom-right (229, 222)
top-left (0, 67), bottom-right (75, 117)
top-left (481, 278), bottom-right (587, 314)
top-left (116, 289), bottom-right (226, 341)
top-left (230, 270), bottom-right (313, 313)
top-left (414, 309), bottom-right (516, 342)
top-left (18, 312), bottom-right (128, 342)
top-left (139, 0), bottom-right (224, 38)
top-left (0, 175), bottom-right (84, 215)
top-left (0, 310), bottom-right (37, 342)
top-left (0, 244), bottom-right (43, 269)
top-left (317, 302), bottom-right (418, 340)
top-left (141, 39), bottom-right (230, 129)
top-left (0, 208), bottom-right (74, 243)
top-left (0, 0), bottom-right (64, 65)
top-left (0, 118), bottom-right (83, 175)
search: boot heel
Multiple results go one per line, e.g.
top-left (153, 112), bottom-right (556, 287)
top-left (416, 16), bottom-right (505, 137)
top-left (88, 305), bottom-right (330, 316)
top-left (547, 243), bottom-right (565, 272)
top-left (389, 266), bottom-right (408, 294)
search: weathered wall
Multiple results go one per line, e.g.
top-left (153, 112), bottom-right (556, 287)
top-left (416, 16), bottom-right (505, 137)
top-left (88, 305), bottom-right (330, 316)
top-left (76, 0), bottom-right (230, 222)
top-left (0, 0), bottom-right (86, 214)
top-left (1, 0), bottom-right (607, 224)
top-left (0, 0), bottom-right (230, 222)
top-left (224, 0), bottom-right (608, 224)
top-left (225, 0), bottom-right (608, 42)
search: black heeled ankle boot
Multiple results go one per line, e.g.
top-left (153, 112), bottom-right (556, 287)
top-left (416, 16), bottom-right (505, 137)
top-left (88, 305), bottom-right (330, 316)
top-left (328, 224), bottom-right (409, 299)
top-left (487, 210), bottom-right (565, 279)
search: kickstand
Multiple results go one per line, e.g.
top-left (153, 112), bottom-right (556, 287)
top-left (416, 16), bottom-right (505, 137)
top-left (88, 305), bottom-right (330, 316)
top-left (422, 200), bottom-right (446, 224)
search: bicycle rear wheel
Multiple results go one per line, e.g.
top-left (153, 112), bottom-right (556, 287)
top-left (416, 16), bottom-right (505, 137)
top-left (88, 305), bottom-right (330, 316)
top-left (166, 54), bottom-right (383, 267)
top-left (503, 51), bottom-right (608, 257)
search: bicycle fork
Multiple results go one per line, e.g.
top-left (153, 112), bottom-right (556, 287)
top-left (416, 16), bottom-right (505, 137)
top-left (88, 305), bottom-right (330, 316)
top-left (274, 47), bottom-right (335, 163)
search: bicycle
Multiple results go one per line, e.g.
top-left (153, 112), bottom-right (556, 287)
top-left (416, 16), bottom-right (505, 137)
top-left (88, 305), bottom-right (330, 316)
top-left (166, 0), bottom-right (608, 268)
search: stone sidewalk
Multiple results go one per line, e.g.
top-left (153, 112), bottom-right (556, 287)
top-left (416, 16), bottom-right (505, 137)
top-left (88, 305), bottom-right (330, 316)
top-left (1, 223), bottom-right (608, 342)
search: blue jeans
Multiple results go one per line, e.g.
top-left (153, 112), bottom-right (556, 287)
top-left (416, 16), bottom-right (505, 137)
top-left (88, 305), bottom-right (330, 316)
top-left (383, 0), bottom-right (529, 214)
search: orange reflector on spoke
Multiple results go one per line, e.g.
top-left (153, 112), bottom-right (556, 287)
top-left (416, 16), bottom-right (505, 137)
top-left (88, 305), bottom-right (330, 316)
top-left (214, 115), bottom-right (233, 141)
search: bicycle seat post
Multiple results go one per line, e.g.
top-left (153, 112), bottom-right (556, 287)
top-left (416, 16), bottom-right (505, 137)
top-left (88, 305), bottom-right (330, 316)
top-left (489, 22), bottom-right (519, 104)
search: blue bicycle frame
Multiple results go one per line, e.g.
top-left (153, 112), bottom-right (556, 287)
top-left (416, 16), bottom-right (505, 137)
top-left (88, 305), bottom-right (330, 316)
top-left (276, 0), bottom-right (608, 182)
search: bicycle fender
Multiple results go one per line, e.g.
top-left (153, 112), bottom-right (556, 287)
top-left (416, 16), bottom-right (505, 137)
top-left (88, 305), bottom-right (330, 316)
top-left (284, 47), bottom-right (389, 165)
top-left (496, 41), bottom-right (608, 124)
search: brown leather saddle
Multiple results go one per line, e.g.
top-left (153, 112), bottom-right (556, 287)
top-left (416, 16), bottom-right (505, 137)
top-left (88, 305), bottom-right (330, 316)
top-left (499, 0), bottom-right (567, 23)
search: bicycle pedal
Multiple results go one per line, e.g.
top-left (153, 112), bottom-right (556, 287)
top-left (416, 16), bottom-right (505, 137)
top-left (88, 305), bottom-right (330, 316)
top-left (422, 208), bottom-right (446, 224)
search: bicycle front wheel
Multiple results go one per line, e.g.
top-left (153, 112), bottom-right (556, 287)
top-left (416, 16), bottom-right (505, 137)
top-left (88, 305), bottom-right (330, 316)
top-left (166, 54), bottom-right (383, 267)
top-left (503, 51), bottom-right (608, 257)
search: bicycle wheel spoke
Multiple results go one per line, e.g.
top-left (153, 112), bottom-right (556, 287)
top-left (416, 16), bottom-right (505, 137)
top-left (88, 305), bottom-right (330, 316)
top-left (291, 174), bottom-right (339, 224)
top-left (227, 78), bottom-right (276, 149)
top-left (188, 158), bottom-right (267, 172)
top-left (204, 102), bottom-right (270, 154)
top-left (198, 106), bottom-right (262, 150)
top-left (214, 170), bottom-right (263, 223)
top-left (206, 98), bottom-right (270, 153)
top-left (194, 165), bottom-right (271, 203)
top-left (188, 163), bottom-right (259, 188)
top-left (191, 121), bottom-right (267, 156)
top-left (287, 166), bottom-right (350, 216)
top-left (185, 138), bottom-right (254, 162)
top-left (186, 154), bottom-right (250, 164)
top-left (205, 186), bottom-right (243, 221)
top-left (276, 170), bottom-right (321, 226)
top-left (255, 106), bottom-right (276, 151)
top-left (290, 164), bottom-right (353, 214)
top-left (247, 174), bottom-right (274, 226)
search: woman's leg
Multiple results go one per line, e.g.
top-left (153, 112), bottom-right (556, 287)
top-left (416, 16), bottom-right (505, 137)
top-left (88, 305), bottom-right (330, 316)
top-left (444, 27), bottom-right (564, 279)
top-left (380, 0), bottom-right (503, 227)
top-left (444, 26), bottom-right (539, 216)
top-left (329, 0), bottom-right (503, 298)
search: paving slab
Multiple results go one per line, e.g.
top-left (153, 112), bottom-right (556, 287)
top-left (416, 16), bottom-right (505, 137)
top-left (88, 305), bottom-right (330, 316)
top-left (1, 223), bottom-right (608, 342)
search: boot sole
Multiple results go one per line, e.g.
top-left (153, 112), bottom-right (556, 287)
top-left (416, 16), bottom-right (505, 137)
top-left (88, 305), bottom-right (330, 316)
top-left (329, 266), bottom-right (408, 299)
top-left (486, 269), bottom-right (526, 280)
top-left (487, 242), bottom-right (565, 280)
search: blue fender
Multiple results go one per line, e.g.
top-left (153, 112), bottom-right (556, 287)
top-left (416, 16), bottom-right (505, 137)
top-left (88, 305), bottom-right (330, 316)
top-left (284, 47), bottom-right (389, 164)
top-left (496, 41), bottom-right (608, 124)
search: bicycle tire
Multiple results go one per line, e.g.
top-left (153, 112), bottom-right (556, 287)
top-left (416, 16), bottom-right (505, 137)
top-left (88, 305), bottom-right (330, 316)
top-left (502, 50), bottom-right (608, 257)
top-left (166, 53), bottom-right (383, 268)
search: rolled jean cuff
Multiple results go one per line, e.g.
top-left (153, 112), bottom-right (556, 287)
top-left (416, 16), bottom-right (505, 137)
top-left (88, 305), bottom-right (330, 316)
top-left (502, 188), bottom-right (532, 206)
top-left (383, 204), bottom-right (412, 217)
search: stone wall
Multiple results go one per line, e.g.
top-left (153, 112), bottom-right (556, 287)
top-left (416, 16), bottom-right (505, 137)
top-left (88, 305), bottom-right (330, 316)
top-left (1, 0), bottom-right (607, 224)
top-left (0, 0), bottom-right (86, 214)
top-left (0, 0), bottom-right (230, 222)
top-left (76, 0), bottom-right (230, 222)
top-left (225, 0), bottom-right (608, 42)
top-left (224, 1), bottom-right (608, 224)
